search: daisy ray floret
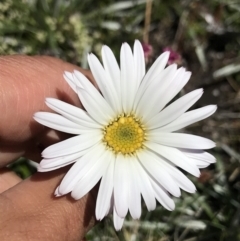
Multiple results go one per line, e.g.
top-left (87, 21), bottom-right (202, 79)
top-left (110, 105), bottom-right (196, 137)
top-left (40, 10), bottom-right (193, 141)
top-left (34, 40), bottom-right (217, 230)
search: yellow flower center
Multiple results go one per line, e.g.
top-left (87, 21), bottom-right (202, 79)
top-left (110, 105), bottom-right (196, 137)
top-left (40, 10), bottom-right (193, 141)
top-left (103, 115), bottom-right (145, 154)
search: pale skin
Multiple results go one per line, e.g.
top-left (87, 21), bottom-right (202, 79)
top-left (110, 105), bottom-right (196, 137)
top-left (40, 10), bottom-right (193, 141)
top-left (0, 56), bottom-right (98, 241)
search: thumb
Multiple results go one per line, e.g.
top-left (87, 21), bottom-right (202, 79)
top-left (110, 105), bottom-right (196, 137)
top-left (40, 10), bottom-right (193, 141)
top-left (0, 167), bottom-right (97, 241)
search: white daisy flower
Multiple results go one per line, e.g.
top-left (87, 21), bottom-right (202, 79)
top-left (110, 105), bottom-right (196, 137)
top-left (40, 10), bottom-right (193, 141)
top-left (34, 40), bottom-right (217, 230)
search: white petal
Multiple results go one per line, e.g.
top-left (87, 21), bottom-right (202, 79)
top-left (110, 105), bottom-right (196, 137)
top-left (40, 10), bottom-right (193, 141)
top-left (145, 149), bottom-right (196, 193)
top-left (140, 51), bottom-right (170, 89)
top-left (39, 151), bottom-right (83, 171)
top-left (73, 70), bottom-right (115, 116)
top-left (150, 179), bottom-right (175, 211)
top-left (71, 147), bottom-right (111, 200)
top-left (140, 67), bottom-right (185, 121)
top-left (114, 154), bottom-right (129, 217)
top-left (180, 149), bottom-right (216, 163)
top-left (133, 56), bottom-right (170, 115)
top-left (42, 132), bottom-right (102, 158)
top-left (45, 98), bottom-right (101, 129)
top-left (77, 87), bottom-right (114, 125)
top-left (173, 173), bottom-right (196, 193)
top-left (145, 142), bottom-right (200, 177)
top-left (74, 70), bottom-right (116, 119)
top-left (54, 186), bottom-right (61, 197)
top-left (146, 88), bottom-right (203, 129)
top-left (137, 150), bottom-right (181, 197)
top-left (151, 154), bottom-right (196, 193)
top-left (192, 159), bottom-right (211, 168)
top-left (120, 42), bottom-right (137, 114)
top-left (159, 105), bottom-right (217, 132)
top-left (96, 153), bottom-right (115, 220)
top-left (105, 192), bottom-right (114, 216)
top-left (105, 193), bottom-right (114, 217)
top-left (172, 167), bottom-right (196, 193)
top-left (63, 71), bottom-right (78, 93)
top-left (113, 207), bottom-right (124, 231)
top-left (148, 133), bottom-right (216, 150)
top-left (135, 64), bottom-right (178, 120)
top-left (58, 144), bottom-right (105, 195)
top-left (34, 112), bottom-right (90, 134)
top-left (133, 40), bottom-right (145, 87)
top-left (87, 54), bottom-right (121, 113)
top-left (38, 163), bottom-right (75, 172)
top-left (101, 45), bottom-right (121, 104)
top-left (133, 158), bottom-right (156, 211)
top-left (128, 156), bottom-right (141, 219)
top-left (157, 71), bottom-right (191, 112)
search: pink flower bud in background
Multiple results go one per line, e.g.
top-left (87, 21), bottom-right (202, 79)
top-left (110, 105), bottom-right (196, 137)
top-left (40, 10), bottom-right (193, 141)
top-left (163, 47), bottom-right (182, 65)
top-left (142, 42), bottom-right (153, 61)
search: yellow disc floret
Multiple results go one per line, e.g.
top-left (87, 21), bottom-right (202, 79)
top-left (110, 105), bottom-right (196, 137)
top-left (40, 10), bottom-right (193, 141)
top-left (103, 115), bottom-right (145, 154)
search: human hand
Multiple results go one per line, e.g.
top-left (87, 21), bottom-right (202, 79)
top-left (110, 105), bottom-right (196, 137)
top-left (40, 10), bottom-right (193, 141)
top-left (0, 56), bottom-right (97, 241)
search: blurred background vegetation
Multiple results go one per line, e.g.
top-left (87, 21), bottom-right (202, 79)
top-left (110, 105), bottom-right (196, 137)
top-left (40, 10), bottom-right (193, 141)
top-left (1, 0), bottom-right (240, 240)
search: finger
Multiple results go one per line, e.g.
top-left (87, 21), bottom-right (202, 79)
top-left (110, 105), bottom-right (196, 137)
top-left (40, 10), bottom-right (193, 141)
top-left (0, 168), bottom-right (22, 193)
top-left (0, 167), bottom-right (97, 241)
top-left (0, 138), bottom-right (44, 168)
top-left (0, 129), bottom-right (73, 168)
top-left (0, 55), bottom-right (94, 144)
top-left (0, 145), bottom-right (26, 168)
top-left (23, 129), bottom-right (72, 164)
